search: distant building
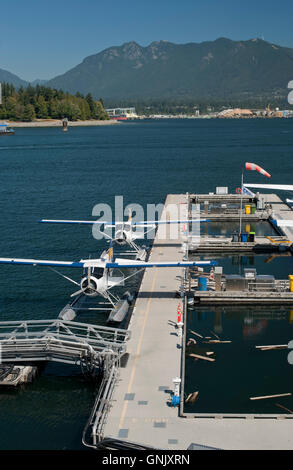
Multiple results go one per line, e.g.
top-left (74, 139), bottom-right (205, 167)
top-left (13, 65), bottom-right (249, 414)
top-left (106, 107), bottom-right (138, 120)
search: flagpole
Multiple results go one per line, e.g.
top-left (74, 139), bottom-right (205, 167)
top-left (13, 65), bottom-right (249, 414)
top-left (239, 170), bottom-right (244, 237)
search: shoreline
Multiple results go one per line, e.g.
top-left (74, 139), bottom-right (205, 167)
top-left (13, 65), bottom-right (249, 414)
top-left (6, 119), bottom-right (119, 128)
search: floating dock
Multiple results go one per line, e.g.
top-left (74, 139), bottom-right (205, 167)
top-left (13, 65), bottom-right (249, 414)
top-left (187, 235), bottom-right (291, 253)
top-left (0, 364), bottom-right (38, 386)
top-left (101, 193), bottom-right (293, 450)
top-left (190, 191), bottom-right (271, 221)
top-left (193, 290), bottom-right (293, 304)
top-left (190, 193), bottom-right (254, 204)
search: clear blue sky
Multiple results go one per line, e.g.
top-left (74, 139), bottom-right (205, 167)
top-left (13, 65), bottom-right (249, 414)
top-left (0, 0), bottom-right (292, 81)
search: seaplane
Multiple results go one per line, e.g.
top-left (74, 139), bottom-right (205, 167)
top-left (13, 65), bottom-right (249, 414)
top-left (0, 246), bottom-right (216, 322)
top-left (39, 210), bottom-right (208, 260)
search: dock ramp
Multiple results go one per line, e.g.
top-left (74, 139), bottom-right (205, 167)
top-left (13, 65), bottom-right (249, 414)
top-left (0, 319), bottom-right (130, 370)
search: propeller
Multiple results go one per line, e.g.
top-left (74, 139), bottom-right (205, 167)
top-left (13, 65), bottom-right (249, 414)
top-left (71, 265), bottom-right (98, 297)
top-left (70, 288), bottom-right (84, 297)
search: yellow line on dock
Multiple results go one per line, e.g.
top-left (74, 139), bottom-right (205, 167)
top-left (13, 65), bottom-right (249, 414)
top-left (118, 268), bottom-right (158, 430)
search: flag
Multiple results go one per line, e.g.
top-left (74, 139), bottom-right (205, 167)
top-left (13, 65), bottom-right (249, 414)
top-left (242, 186), bottom-right (255, 196)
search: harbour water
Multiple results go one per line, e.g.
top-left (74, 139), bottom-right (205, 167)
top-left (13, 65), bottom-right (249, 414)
top-left (185, 304), bottom-right (293, 415)
top-left (1, 119), bottom-right (293, 448)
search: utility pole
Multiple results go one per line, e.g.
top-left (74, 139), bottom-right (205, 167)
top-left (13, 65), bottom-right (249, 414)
top-left (239, 169), bottom-right (244, 237)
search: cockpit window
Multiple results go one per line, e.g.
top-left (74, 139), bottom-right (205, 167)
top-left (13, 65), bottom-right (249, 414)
top-left (93, 267), bottom-right (104, 278)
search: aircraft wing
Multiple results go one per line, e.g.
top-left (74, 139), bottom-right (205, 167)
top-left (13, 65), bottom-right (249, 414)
top-left (40, 218), bottom-right (209, 226)
top-left (0, 258), bottom-right (85, 268)
top-left (39, 219), bottom-right (111, 225)
top-left (0, 256), bottom-right (216, 269)
top-left (106, 258), bottom-right (217, 268)
top-left (244, 184), bottom-right (293, 191)
top-left (275, 220), bottom-right (293, 228)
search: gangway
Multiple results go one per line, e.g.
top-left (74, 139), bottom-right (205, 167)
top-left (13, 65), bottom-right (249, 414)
top-left (0, 319), bottom-right (130, 371)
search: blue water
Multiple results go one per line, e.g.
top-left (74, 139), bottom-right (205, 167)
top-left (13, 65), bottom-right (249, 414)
top-left (1, 119), bottom-right (293, 448)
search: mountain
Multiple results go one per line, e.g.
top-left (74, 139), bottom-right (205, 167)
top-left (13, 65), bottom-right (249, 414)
top-left (30, 79), bottom-right (48, 86)
top-left (46, 38), bottom-right (293, 101)
top-left (0, 68), bottom-right (28, 88)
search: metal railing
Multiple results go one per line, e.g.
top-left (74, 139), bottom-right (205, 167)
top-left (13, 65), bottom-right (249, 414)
top-left (0, 319), bottom-right (130, 367)
top-left (82, 358), bottom-right (121, 448)
top-left (248, 280), bottom-right (290, 292)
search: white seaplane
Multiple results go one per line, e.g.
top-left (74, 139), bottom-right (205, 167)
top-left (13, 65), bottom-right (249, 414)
top-left (0, 248), bottom-right (216, 309)
top-left (39, 211), bottom-right (208, 259)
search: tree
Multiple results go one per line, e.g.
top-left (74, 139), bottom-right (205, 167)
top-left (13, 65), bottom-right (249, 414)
top-left (22, 104), bottom-right (36, 122)
top-left (48, 99), bottom-right (60, 119)
top-left (36, 96), bottom-right (48, 118)
top-left (0, 82), bottom-right (109, 122)
top-left (5, 97), bottom-right (18, 120)
top-left (79, 100), bottom-right (91, 120)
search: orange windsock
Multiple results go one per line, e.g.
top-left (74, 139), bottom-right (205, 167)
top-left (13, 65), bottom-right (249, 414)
top-left (245, 163), bottom-right (271, 178)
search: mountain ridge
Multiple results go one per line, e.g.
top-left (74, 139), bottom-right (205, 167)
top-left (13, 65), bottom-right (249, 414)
top-left (1, 38), bottom-right (293, 102)
top-left (46, 37), bottom-right (293, 100)
top-left (0, 68), bottom-right (28, 88)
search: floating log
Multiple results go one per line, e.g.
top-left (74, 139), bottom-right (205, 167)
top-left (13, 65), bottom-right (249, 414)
top-left (206, 351), bottom-right (214, 356)
top-left (185, 391), bottom-right (199, 404)
top-left (275, 403), bottom-right (293, 414)
top-left (189, 330), bottom-right (204, 339)
top-left (189, 353), bottom-right (215, 362)
top-left (187, 338), bottom-right (197, 346)
top-left (188, 338), bottom-right (196, 344)
top-left (255, 344), bottom-right (287, 350)
top-left (250, 393), bottom-right (292, 401)
top-left (205, 336), bottom-right (212, 339)
top-left (203, 340), bottom-right (231, 344)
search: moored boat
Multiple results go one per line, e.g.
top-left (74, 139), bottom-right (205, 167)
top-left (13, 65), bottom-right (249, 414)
top-left (0, 123), bottom-right (15, 135)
